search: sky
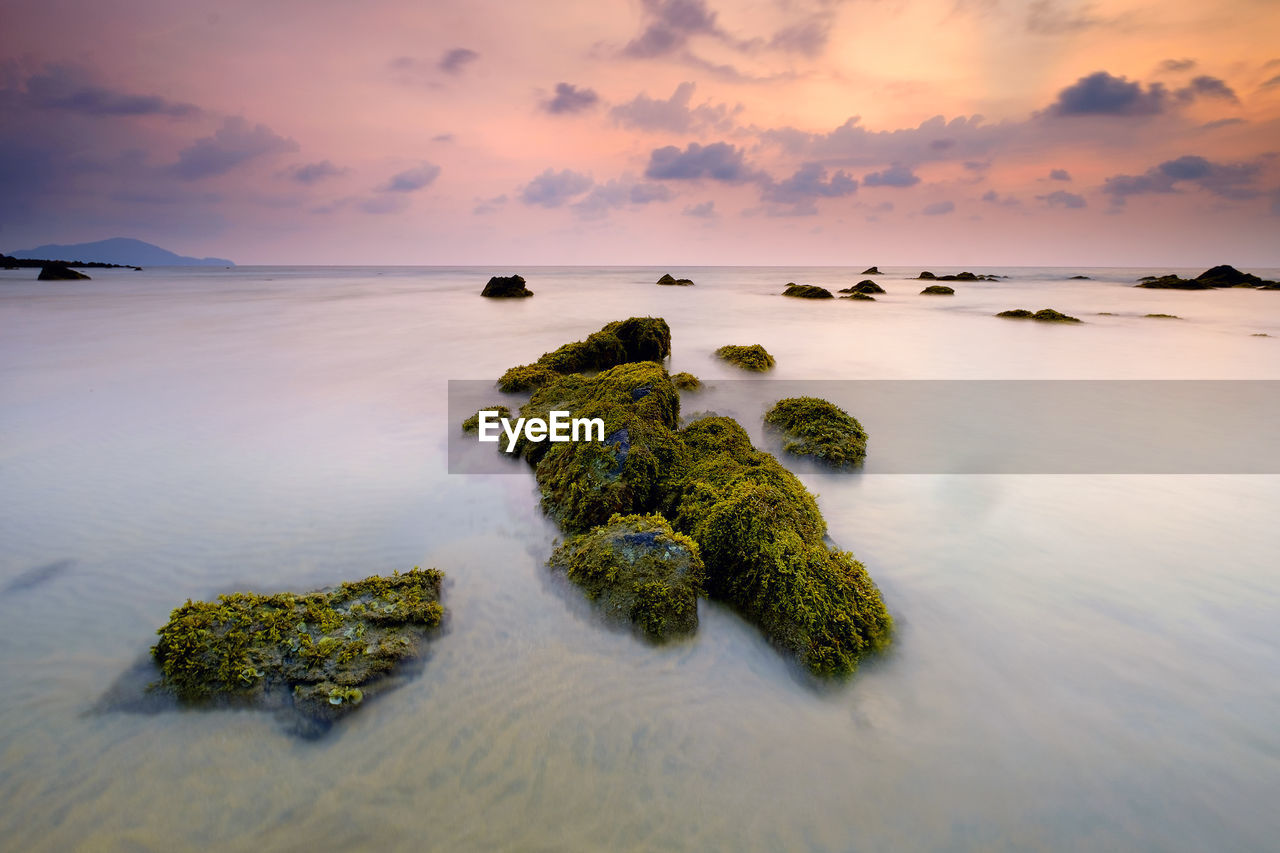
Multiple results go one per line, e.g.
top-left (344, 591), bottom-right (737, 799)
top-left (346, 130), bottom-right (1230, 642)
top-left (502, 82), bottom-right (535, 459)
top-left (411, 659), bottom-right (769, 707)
top-left (2, 0), bottom-right (1278, 266)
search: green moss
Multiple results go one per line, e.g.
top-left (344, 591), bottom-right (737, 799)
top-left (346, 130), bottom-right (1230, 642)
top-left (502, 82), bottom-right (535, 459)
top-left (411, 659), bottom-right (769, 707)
top-left (997, 308), bottom-right (1082, 323)
top-left (782, 284), bottom-right (834, 299)
top-left (920, 285), bottom-right (955, 295)
top-left (841, 292), bottom-right (876, 301)
top-left (498, 317), bottom-right (671, 393)
top-left (671, 417), bottom-right (892, 676)
top-left (1145, 313), bottom-right (1180, 319)
top-left (550, 513), bottom-right (704, 639)
top-left (150, 568), bottom-right (444, 733)
top-left (764, 397), bottom-right (868, 468)
top-left (657, 273), bottom-right (695, 286)
top-left (462, 405), bottom-right (512, 432)
top-left (671, 372), bottom-right (702, 391)
top-left (716, 344), bottom-right (775, 372)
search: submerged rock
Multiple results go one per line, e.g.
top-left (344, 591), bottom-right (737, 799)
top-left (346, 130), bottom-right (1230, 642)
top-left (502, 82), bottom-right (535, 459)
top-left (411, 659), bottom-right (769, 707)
top-left (657, 273), bottom-right (695, 286)
top-left (764, 396), bottom-right (868, 469)
top-left (550, 513), bottom-right (703, 639)
top-left (1070, 275), bottom-right (1091, 280)
top-left (839, 280), bottom-right (884, 294)
top-left (841, 292), bottom-right (876, 301)
top-left (671, 372), bottom-right (702, 391)
top-left (919, 271), bottom-right (999, 282)
top-left (148, 569), bottom-right (444, 737)
top-left (920, 284), bottom-right (955, 295)
top-left (782, 283), bottom-right (834, 299)
top-left (498, 317), bottom-right (671, 392)
top-left (1145, 313), bottom-right (1181, 319)
top-left (997, 308), bottom-right (1082, 323)
top-left (1136, 265), bottom-right (1278, 290)
top-left (715, 344), bottom-right (775, 371)
top-left (860, 266), bottom-right (881, 275)
top-left (38, 263), bottom-right (90, 281)
top-left (481, 274), bottom-right (534, 297)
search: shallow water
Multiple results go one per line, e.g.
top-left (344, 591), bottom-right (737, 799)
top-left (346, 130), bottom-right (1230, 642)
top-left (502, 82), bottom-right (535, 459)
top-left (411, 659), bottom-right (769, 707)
top-left (2, 265), bottom-right (1278, 851)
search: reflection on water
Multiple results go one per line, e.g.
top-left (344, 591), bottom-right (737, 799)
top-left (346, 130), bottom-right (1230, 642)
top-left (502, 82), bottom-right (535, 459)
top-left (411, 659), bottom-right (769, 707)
top-left (1, 266), bottom-right (1278, 851)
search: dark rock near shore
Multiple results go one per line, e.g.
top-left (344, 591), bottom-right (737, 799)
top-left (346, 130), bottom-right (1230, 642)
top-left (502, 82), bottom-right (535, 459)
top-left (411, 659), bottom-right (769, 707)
top-left (920, 284), bottom-right (955, 295)
top-left (764, 396), bottom-right (868, 468)
top-left (860, 266), bottom-right (881, 275)
top-left (841, 292), bottom-right (876, 301)
top-left (657, 273), bottom-right (695, 286)
top-left (1136, 265), bottom-right (1278, 290)
top-left (839, 280), bottom-right (884, 294)
top-left (1070, 275), bottom-right (1091, 280)
top-left (716, 344), bottom-right (775, 371)
top-left (38, 263), bottom-right (91, 280)
top-left (919, 271), bottom-right (1000, 282)
top-left (482, 274), bottom-right (534, 297)
top-left (997, 308), bottom-right (1082, 323)
top-left (671, 372), bottom-right (702, 391)
top-left (783, 283), bottom-right (834, 299)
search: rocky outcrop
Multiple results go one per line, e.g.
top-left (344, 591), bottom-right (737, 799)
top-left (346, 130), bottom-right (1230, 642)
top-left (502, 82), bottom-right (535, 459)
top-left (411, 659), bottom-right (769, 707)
top-left (918, 271), bottom-right (1000, 282)
top-left (1136, 265), bottom-right (1278, 290)
top-left (656, 273), bottom-right (695, 286)
top-left (997, 308), bottom-right (1082, 323)
top-left (498, 317), bottom-right (671, 392)
top-left (920, 285), bottom-right (955, 295)
top-left (838, 280), bottom-right (884, 294)
top-left (481, 274), bottom-right (534, 297)
top-left (38, 263), bottom-right (91, 281)
top-left (782, 283), bottom-right (834, 299)
top-left (841, 292), bottom-right (876, 301)
top-left (715, 344), bottom-right (775, 371)
top-left (860, 266), bottom-right (881, 275)
top-left (671, 372), bottom-right (702, 391)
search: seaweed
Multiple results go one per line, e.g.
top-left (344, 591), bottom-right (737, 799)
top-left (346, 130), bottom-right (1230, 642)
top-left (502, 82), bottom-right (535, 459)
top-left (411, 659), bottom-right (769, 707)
top-left (550, 513), bottom-right (704, 639)
top-left (764, 396), bottom-right (868, 469)
top-left (996, 308), bottom-right (1082, 322)
top-left (498, 317), bottom-right (671, 392)
top-left (715, 344), bottom-right (775, 371)
top-left (150, 568), bottom-right (444, 736)
top-left (671, 372), bottom-right (702, 391)
top-left (782, 284), bottom-right (834, 299)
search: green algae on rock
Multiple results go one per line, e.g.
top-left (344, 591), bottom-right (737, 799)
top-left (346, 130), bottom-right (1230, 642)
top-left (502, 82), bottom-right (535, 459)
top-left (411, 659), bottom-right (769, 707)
top-left (839, 280), bottom-right (884, 295)
top-left (841, 292), bottom-right (875, 301)
top-left (462, 405), bottom-right (512, 432)
top-left (764, 397), bottom-right (868, 469)
top-left (657, 273), bottom-right (695, 286)
top-left (150, 568), bottom-right (444, 736)
top-left (671, 372), bottom-right (702, 391)
top-left (672, 416), bottom-right (892, 676)
top-left (782, 283), bottom-right (834, 299)
top-left (920, 284), bottom-right (955, 295)
top-left (498, 317), bottom-right (671, 392)
top-left (997, 308), bottom-right (1082, 323)
top-left (550, 513), bottom-right (704, 639)
top-left (715, 344), bottom-right (775, 371)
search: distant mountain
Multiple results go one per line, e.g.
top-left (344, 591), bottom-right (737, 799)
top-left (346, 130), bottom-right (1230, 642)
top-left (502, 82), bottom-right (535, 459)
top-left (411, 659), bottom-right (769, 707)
top-left (9, 238), bottom-right (234, 267)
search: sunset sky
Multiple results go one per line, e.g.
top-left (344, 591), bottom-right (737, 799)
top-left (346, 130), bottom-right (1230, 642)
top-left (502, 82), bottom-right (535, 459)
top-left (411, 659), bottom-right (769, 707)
top-left (2, 0), bottom-right (1278, 266)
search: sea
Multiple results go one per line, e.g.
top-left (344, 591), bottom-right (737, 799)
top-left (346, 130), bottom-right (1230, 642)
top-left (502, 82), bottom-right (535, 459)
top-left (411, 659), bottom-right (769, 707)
top-left (1, 265), bottom-right (1278, 851)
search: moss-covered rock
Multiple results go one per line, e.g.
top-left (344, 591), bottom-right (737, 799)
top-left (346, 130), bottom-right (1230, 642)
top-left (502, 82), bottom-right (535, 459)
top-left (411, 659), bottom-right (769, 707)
top-left (671, 417), bottom-right (892, 676)
top-left (462, 405), bottom-right (512, 432)
top-left (150, 569), bottom-right (444, 736)
top-left (839, 280), bottom-right (884, 294)
top-left (920, 284), bottom-right (955, 295)
top-left (498, 317), bottom-right (672, 392)
top-left (783, 284), bottom-right (834, 299)
top-left (764, 397), bottom-right (868, 468)
top-left (1135, 265), bottom-right (1278, 290)
top-left (550, 513), bottom-right (703, 639)
top-left (671, 372), bottom-right (702, 391)
top-left (481, 274), bottom-right (533, 297)
top-left (657, 273), bottom-right (695, 286)
top-left (715, 344), bottom-right (775, 371)
top-left (1145, 313), bottom-right (1181, 319)
top-left (997, 308), bottom-right (1082, 322)
top-left (841, 292), bottom-right (876, 301)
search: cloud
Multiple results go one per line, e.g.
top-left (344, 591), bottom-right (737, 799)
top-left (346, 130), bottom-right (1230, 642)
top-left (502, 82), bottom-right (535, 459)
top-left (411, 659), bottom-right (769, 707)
top-left (543, 83), bottom-right (599, 115)
top-left (432, 133), bottom-right (455, 142)
top-left (683, 200), bottom-right (716, 218)
top-left (1038, 189), bottom-right (1086, 208)
top-left (520, 168), bottom-right (594, 207)
top-left (1200, 118), bottom-right (1246, 130)
top-left (610, 82), bottom-right (740, 133)
top-left (629, 183), bottom-right (672, 203)
top-left (1262, 74), bottom-right (1280, 90)
top-left (920, 200), bottom-right (955, 216)
top-left (170, 117), bottom-right (297, 180)
top-left (382, 163), bottom-right (440, 192)
top-left (1102, 155), bottom-right (1262, 205)
top-left (644, 141), bottom-right (758, 182)
top-left (438, 48), bottom-right (479, 75)
top-left (1049, 168), bottom-right (1072, 181)
top-left (1026, 0), bottom-right (1111, 34)
top-left (863, 163), bottom-right (921, 187)
top-left (760, 114), bottom-right (1008, 169)
top-left (283, 160), bottom-right (345, 184)
top-left (1175, 75), bottom-right (1238, 104)
top-left (472, 194), bottom-right (508, 215)
top-left (623, 0), bottom-right (723, 58)
top-left (1046, 71), bottom-right (1168, 116)
top-left (359, 195), bottom-right (410, 215)
top-left (768, 13), bottom-right (835, 57)
top-left (982, 189), bottom-right (1021, 207)
top-left (1161, 58), bottom-right (1197, 73)
top-left (569, 178), bottom-right (674, 219)
top-left (759, 163), bottom-right (856, 214)
top-left (22, 63), bottom-right (200, 118)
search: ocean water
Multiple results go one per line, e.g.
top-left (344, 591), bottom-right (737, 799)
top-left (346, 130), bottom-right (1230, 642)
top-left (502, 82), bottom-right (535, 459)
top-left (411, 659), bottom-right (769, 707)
top-left (1, 265), bottom-right (1278, 851)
